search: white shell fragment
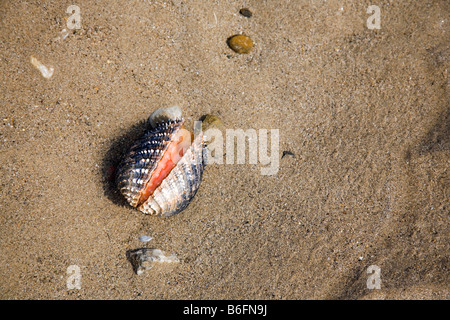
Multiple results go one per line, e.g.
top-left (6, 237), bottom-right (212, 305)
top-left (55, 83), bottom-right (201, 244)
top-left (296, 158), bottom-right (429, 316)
top-left (30, 56), bottom-right (54, 79)
top-left (53, 28), bottom-right (70, 42)
top-left (138, 235), bottom-right (153, 242)
top-left (148, 106), bottom-right (182, 128)
top-left (126, 248), bottom-right (180, 275)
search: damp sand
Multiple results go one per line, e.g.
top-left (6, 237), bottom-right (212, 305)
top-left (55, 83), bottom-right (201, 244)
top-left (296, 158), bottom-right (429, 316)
top-left (0, 0), bottom-right (448, 299)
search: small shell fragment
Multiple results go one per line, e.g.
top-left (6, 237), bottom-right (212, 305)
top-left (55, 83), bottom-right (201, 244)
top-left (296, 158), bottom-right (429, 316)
top-left (126, 248), bottom-right (179, 275)
top-left (30, 56), bottom-right (54, 79)
top-left (53, 28), bottom-right (70, 42)
top-left (148, 106), bottom-right (182, 128)
top-left (138, 235), bottom-right (153, 242)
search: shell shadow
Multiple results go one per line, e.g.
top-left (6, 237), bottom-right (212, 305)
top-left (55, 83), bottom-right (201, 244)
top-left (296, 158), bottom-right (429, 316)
top-left (101, 119), bottom-right (148, 207)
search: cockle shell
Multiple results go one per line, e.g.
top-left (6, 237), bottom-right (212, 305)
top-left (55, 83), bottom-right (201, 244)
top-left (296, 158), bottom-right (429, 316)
top-left (116, 107), bottom-right (206, 217)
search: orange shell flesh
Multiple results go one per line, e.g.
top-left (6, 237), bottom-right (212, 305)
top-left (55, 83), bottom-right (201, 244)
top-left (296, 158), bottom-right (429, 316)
top-left (138, 127), bottom-right (193, 205)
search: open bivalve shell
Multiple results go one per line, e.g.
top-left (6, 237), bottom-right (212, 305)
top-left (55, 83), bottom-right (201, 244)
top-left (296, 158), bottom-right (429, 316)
top-left (116, 107), bottom-right (206, 217)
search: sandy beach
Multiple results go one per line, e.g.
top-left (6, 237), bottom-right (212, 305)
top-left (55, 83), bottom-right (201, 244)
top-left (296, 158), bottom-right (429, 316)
top-left (0, 0), bottom-right (448, 299)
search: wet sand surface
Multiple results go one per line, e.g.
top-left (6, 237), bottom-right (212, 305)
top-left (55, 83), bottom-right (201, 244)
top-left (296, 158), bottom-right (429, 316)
top-left (0, 0), bottom-right (448, 299)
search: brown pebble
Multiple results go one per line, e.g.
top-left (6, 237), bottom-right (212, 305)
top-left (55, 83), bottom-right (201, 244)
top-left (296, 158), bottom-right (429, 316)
top-left (239, 8), bottom-right (252, 18)
top-left (227, 35), bottom-right (253, 54)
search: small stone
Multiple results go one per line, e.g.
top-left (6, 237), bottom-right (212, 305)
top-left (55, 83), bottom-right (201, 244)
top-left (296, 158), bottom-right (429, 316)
top-left (239, 8), bottom-right (252, 18)
top-left (126, 248), bottom-right (179, 275)
top-left (281, 151), bottom-right (295, 159)
top-left (227, 35), bottom-right (253, 54)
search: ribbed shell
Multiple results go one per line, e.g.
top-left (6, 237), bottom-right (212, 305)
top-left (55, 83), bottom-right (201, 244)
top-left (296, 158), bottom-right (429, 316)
top-left (116, 119), bottom-right (206, 217)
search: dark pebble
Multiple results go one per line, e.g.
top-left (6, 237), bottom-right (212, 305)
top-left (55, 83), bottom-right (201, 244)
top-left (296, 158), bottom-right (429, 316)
top-left (239, 8), bottom-right (252, 18)
top-left (282, 151), bottom-right (295, 159)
